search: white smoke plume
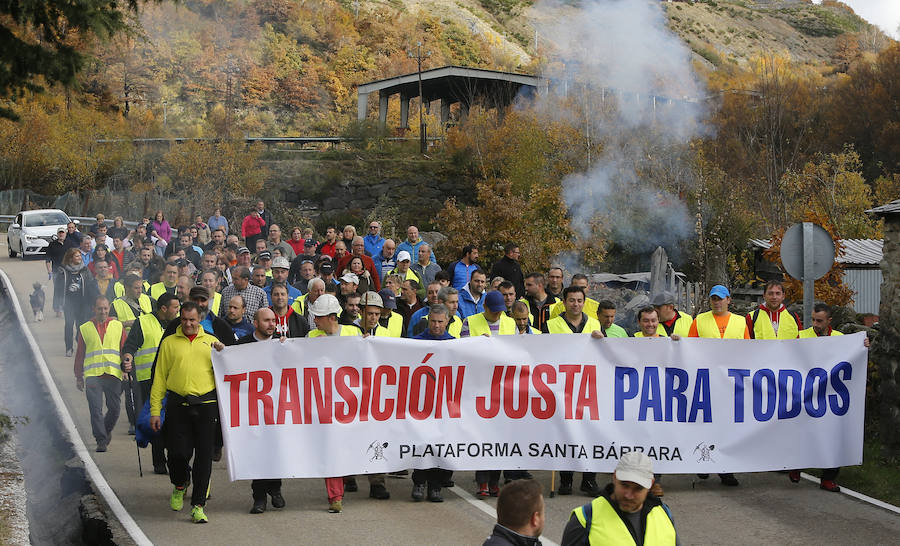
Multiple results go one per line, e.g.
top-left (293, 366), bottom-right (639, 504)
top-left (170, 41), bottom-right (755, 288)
top-left (533, 0), bottom-right (711, 265)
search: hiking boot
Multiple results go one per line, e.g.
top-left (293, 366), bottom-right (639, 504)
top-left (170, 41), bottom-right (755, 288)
top-left (127, 425), bottom-right (135, 436)
top-left (344, 477), bottom-right (358, 492)
top-left (442, 478), bottom-right (455, 488)
top-left (328, 500), bottom-right (342, 513)
top-left (489, 483), bottom-right (500, 497)
top-left (820, 480), bottom-right (840, 493)
top-left (191, 505), bottom-right (208, 523)
top-left (271, 491), bottom-right (286, 508)
top-left (580, 479), bottom-right (601, 496)
top-left (369, 484), bottom-right (390, 500)
top-left (558, 481), bottom-right (573, 495)
top-left (427, 488), bottom-right (443, 502)
top-left (411, 483), bottom-right (426, 501)
top-left (789, 471), bottom-right (801, 483)
top-left (720, 474), bottom-right (740, 487)
top-left (170, 486), bottom-right (186, 511)
top-left (250, 498), bottom-right (266, 514)
top-left (476, 483), bottom-right (490, 498)
top-left (96, 442), bottom-right (108, 453)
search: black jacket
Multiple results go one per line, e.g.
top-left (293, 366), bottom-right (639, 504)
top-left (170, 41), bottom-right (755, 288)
top-left (490, 256), bottom-right (524, 298)
top-left (482, 524), bottom-right (542, 546)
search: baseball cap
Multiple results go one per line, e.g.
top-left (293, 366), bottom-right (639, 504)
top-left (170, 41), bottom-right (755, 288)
top-left (397, 250), bottom-right (411, 262)
top-left (237, 246), bottom-right (250, 255)
top-left (57, 227), bottom-right (65, 233)
top-left (360, 291), bottom-right (384, 308)
top-left (709, 285), bottom-right (730, 299)
top-left (304, 239), bottom-right (316, 248)
top-left (272, 257), bottom-right (290, 269)
top-left (615, 451), bottom-right (654, 489)
top-left (378, 288), bottom-right (397, 310)
top-left (651, 291), bottom-right (675, 306)
top-left (258, 250), bottom-right (272, 261)
top-left (309, 293), bottom-right (342, 316)
top-left (320, 263), bottom-right (334, 275)
top-left (484, 290), bottom-right (506, 312)
top-left (189, 286), bottom-right (210, 300)
top-left (340, 273), bottom-right (359, 284)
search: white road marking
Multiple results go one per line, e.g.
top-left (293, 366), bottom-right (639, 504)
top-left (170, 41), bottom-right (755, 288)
top-left (0, 268), bottom-right (153, 545)
top-left (800, 472), bottom-right (900, 515)
top-left (448, 485), bottom-right (560, 546)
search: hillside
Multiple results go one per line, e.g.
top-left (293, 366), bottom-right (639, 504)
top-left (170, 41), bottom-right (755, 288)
top-left (63, 0), bottom-right (889, 136)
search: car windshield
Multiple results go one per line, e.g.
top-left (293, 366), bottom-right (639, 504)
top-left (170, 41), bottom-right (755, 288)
top-left (24, 212), bottom-right (69, 227)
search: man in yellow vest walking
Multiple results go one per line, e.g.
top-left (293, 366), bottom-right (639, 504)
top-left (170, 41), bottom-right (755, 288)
top-left (122, 292), bottom-right (181, 474)
top-left (561, 452), bottom-right (677, 545)
top-left (689, 284), bottom-right (748, 487)
top-left (74, 295), bottom-right (127, 452)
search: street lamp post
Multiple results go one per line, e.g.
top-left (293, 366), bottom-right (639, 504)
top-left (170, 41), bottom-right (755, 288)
top-left (408, 42), bottom-right (431, 154)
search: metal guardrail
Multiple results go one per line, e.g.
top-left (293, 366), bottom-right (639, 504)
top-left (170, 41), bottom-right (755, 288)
top-left (0, 214), bottom-right (139, 229)
top-left (94, 136), bottom-right (444, 145)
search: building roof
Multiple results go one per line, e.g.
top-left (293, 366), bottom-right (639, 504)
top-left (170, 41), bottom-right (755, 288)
top-left (867, 199), bottom-right (900, 216)
top-left (749, 238), bottom-right (883, 265)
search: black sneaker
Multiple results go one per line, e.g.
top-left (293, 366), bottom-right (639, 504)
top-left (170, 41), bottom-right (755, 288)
top-left (558, 482), bottom-right (573, 495)
top-left (344, 478), bottom-right (358, 492)
top-left (580, 479), bottom-right (601, 496)
top-left (411, 484), bottom-right (426, 501)
top-left (441, 479), bottom-right (455, 488)
top-left (369, 484), bottom-right (390, 500)
top-left (427, 488), bottom-right (443, 502)
top-left (249, 498), bottom-right (266, 514)
top-left (270, 491), bottom-right (286, 508)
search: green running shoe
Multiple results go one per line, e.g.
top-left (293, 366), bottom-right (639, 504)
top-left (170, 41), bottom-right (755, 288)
top-left (191, 505), bottom-right (208, 523)
top-left (170, 486), bottom-right (185, 511)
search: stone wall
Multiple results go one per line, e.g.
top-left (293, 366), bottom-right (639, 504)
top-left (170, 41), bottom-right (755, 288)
top-left (877, 216), bottom-right (900, 456)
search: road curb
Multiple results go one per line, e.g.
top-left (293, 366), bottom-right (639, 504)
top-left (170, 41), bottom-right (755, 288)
top-left (0, 267), bottom-right (152, 545)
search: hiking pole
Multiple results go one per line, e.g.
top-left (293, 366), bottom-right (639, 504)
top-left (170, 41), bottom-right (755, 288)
top-left (127, 369), bottom-right (143, 477)
top-left (549, 470), bottom-right (556, 498)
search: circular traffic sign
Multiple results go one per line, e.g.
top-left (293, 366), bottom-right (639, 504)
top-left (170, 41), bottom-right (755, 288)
top-left (780, 223), bottom-right (835, 281)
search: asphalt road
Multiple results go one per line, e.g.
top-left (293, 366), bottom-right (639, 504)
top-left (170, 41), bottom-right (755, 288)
top-left (2, 249), bottom-right (900, 544)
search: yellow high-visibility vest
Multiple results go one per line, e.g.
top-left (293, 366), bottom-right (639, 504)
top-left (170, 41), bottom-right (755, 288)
top-left (111, 295), bottom-right (152, 325)
top-left (572, 496), bottom-right (676, 545)
top-left (657, 311), bottom-right (692, 337)
top-left (134, 314), bottom-right (164, 382)
top-left (308, 325), bottom-right (362, 337)
top-left (79, 320), bottom-right (124, 380)
top-left (634, 331), bottom-right (667, 338)
top-left (149, 282), bottom-right (176, 301)
top-left (799, 327), bottom-right (843, 338)
top-left (549, 297), bottom-right (599, 320)
top-left (464, 313), bottom-right (516, 336)
top-left (694, 311), bottom-right (745, 339)
top-left (545, 315), bottom-right (602, 334)
top-left (292, 293), bottom-right (308, 316)
top-left (115, 280), bottom-right (150, 298)
top-left (749, 307), bottom-right (801, 340)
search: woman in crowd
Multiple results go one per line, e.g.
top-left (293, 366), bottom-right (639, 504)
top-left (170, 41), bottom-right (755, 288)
top-left (89, 244), bottom-right (119, 279)
top-left (55, 248), bottom-right (97, 357)
top-left (151, 210), bottom-right (172, 243)
top-left (344, 256), bottom-right (371, 294)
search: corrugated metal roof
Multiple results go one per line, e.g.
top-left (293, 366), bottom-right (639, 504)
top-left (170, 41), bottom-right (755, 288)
top-left (748, 238), bottom-right (883, 265)
top-left (867, 199), bottom-right (900, 215)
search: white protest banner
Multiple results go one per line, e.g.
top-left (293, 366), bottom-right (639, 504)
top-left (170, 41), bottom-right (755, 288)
top-left (211, 333), bottom-right (868, 481)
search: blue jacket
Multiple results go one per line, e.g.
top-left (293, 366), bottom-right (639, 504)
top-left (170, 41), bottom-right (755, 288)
top-left (413, 329), bottom-right (454, 340)
top-left (457, 285), bottom-right (485, 319)
top-left (395, 239), bottom-right (436, 264)
top-left (364, 234), bottom-right (385, 258)
top-left (264, 283), bottom-right (301, 306)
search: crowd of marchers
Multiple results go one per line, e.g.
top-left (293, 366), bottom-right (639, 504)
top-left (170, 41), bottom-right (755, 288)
top-left (38, 201), bottom-right (868, 539)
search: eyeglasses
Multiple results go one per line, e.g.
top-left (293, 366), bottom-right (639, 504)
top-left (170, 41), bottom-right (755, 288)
top-left (369, 225), bottom-right (378, 229)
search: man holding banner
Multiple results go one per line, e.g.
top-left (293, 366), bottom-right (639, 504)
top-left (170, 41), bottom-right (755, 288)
top-left (542, 285), bottom-right (605, 496)
top-left (688, 284), bottom-right (747, 488)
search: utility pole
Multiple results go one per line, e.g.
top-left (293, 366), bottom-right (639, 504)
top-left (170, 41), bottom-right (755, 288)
top-left (408, 41), bottom-right (431, 154)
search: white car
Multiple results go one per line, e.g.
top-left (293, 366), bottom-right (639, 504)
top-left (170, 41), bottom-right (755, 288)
top-left (7, 209), bottom-right (74, 259)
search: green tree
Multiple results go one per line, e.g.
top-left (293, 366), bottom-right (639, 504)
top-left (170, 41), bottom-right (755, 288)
top-left (0, 0), bottom-right (146, 120)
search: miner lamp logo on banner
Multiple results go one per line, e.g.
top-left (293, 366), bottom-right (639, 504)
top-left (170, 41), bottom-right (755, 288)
top-left (368, 441), bottom-right (389, 462)
top-left (779, 222), bottom-right (836, 329)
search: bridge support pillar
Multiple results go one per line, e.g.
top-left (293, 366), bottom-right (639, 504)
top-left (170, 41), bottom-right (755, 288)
top-left (357, 92), bottom-right (369, 121)
top-left (440, 99), bottom-right (451, 124)
top-left (378, 92), bottom-right (389, 126)
top-left (400, 93), bottom-right (410, 129)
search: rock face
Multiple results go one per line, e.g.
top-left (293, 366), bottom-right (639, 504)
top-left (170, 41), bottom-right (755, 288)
top-left (262, 158), bottom-right (475, 227)
top-left (877, 216), bottom-right (900, 456)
